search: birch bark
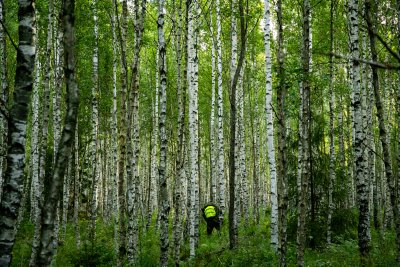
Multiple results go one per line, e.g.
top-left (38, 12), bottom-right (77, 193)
top-left (158, 0), bottom-right (170, 265)
top-left (89, 0), bottom-right (100, 242)
top-left (297, 0), bottom-right (311, 264)
top-left (117, 0), bottom-right (128, 261)
top-left (276, 0), bottom-right (288, 265)
top-left (0, 0), bottom-right (7, 198)
top-left (327, 0), bottom-right (335, 245)
top-left (36, 0), bottom-right (79, 263)
top-left (365, 0), bottom-right (400, 260)
top-left (73, 125), bottom-right (80, 248)
top-left (216, 0), bottom-right (225, 221)
top-left (173, 0), bottom-right (185, 264)
top-left (111, 0), bottom-right (119, 257)
top-left (263, 0), bottom-right (278, 250)
top-left (188, 0), bottom-right (200, 258)
top-left (349, 0), bottom-right (371, 262)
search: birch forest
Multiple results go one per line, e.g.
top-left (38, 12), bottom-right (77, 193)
top-left (1, 0), bottom-right (400, 266)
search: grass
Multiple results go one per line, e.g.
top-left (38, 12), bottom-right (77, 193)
top-left (11, 215), bottom-right (399, 266)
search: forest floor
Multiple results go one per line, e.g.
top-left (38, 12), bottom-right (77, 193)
top-left (11, 214), bottom-right (399, 267)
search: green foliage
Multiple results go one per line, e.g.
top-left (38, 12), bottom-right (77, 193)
top-left (12, 215), bottom-right (399, 267)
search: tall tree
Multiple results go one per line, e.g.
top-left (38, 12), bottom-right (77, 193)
top-left (89, 0), bottom-right (100, 243)
top-left (0, 0), bottom-right (36, 265)
top-left (173, 0), bottom-right (186, 264)
top-left (117, 0), bottom-right (128, 262)
top-left (297, 0), bottom-right (311, 265)
top-left (187, 0), bottom-right (200, 258)
top-left (365, 0), bottom-right (400, 261)
top-left (228, 0), bottom-right (246, 250)
top-left (216, 0), bottom-right (225, 222)
top-left (0, 0), bottom-right (8, 199)
top-left (36, 0), bottom-right (79, 263)
top-left (327, 0), bottom-right (335, 245)
top-left (263, 0), bottom-right (278, 251)
top-left (349, 0), bottom-right (371, 263)
top-left (276, 0), bottom-right (288, 265)
top-left (126, 0), bottom-right (146, 264)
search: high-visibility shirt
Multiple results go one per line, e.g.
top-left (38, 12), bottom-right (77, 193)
top-left (204, 206), bottom-right (216, 218)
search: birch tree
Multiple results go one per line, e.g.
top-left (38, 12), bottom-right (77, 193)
top-left (228, 0), bottom-right (246, 250)
top-left (365, 0), bottom-right (400, 261)
top-left (297, 0), bottom-right (311, 265)
top-left (117, 0), bottom-right (128, 261)
top-left (89, 0), bottom-right (100, 242)
top-left (0, 1), bottom-right (36, 265)
top-left (126, 0), bottom-right (146, 264)
top-left (349, 0), bottom-right (371, 262)
top-left (327, 0), bottom-right (335, 245)
top-left (0, 0), bottom-right (7, 199)
top-left (263, 0), bottom-right (278, 250)
top-left (36, 0), bottom-right (79, 263)
top-left (187, 0), bottom-right (200, 258)
top-left (158, 0), bottom-right (170, 263)
top-left (276, 0), bottom-right (288, 265)
top-left (173, 0), bottom-right (186, 264)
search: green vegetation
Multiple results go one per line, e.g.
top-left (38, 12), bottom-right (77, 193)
top-left (11, 214), bottom-right (398, 266)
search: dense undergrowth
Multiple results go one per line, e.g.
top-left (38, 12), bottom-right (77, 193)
top-left (11, 213), bottom-right (399, 267)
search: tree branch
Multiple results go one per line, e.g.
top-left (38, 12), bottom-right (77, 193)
top-left (0, 19), bottom-right (18, 51)
top-left (326, 52), bottom-right (400, 70)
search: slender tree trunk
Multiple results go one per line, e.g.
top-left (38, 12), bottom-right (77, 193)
top-left (173, 0), bottom-right (185, 264)
top-left (0, 1), bottom-right (36, 265)
top-left (150, 44), bottom-right (160, 224)
top-left (117, 0), bottom-right (128, 262)
top-left (126, 1), bottom-right (145, 265)
top-left (30, 53), bottom-right (41, 224)
top-left (89, 0), bottom-right (100, 243)
top-left (263, 0), bottom-right (278, 250)
top-left (36, 0), bottom-right (79, 263)
top-left (216, 0), bottom-right (225, 222)
top-left (111, 0), bottom-right (119, 257)
top-left (229, 0), bottom-right (246, 250)
top-left (74, 125), bottom-right (80, 248)
top-left (188, 0), bottom-right (200, 258)
top-left (276, 0), bottom-right (288, 265)
top-left (158, 0), bottom-right (170, 265)
top-left (61, 154), bottom-right (72, 242)
top-left (296, 0), bottom-right (311, 265)
top-left (366, 0), bottom-right (400, 261)
top-left (209, 9), bottom-right (217, 205)
top-left (327, 0), bottom-right (335, 245)
top-left (349, 0), bottom-right (371, 263)
top-left (397, 0), bottom-right (400, 260)
top-left (0, 0), bottom-right (8, 199)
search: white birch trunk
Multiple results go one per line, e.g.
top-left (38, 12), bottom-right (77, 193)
top-left (74, 125), bottom-right (80, 248)
top-left (61, 154), bottom-right (72, 242)
top-left (209, 10), bottom-right (217, 205)
top-left (31, 1), bottom-right (54, 263)
top-left (89, 0), bottom-right (100, 242)
top-left (216, 0), bottom-right (225, 221)
top-left (0, 0), bottom-right (7, 198)
top-left (30, 55), bottom-right (41, 223)
top-left (327, 0), bottom-right (335, 245)
top-left (158, 0), bottom-right (170, 264)
top-left (263, 0), bottom-right (278, 250)
top-left (349, 0), bottom-right (371, 261)
top-left (188, 0), bottom-right (200, 258)
top-left (111, 0), bottom-right (119, 257)
top-left (150, 51), bottom-right (159, 219)
top-left (173, 0), bottom-right (185, 264)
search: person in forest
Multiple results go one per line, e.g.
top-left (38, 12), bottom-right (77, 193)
top-left (201, 203), bottom-right (221, 235)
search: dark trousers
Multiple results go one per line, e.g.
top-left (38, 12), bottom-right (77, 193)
top-left (206, 216), bottom-right (220, 235)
